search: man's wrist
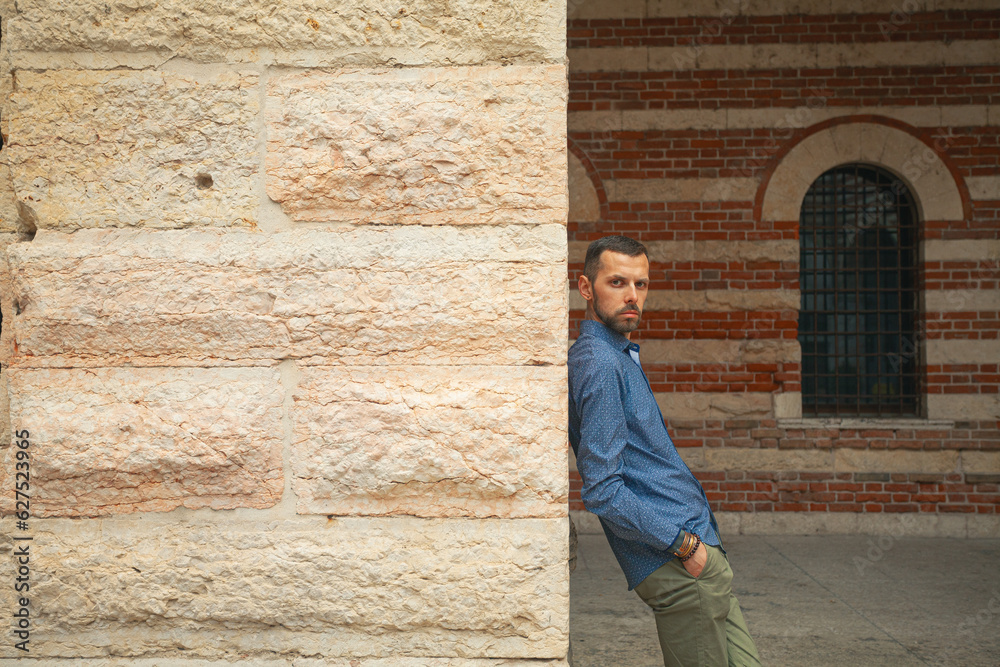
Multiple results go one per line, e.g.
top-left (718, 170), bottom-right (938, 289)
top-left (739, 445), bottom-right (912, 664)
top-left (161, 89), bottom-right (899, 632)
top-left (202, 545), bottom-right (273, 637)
top-left (678, 534), bottom-right (702, 562)
top-left (672, 531), bottom-right (701, 559)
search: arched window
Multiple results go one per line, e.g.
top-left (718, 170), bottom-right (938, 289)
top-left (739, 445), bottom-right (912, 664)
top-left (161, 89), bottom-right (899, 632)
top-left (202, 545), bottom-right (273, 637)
top-left (798, 164), bottom-right (920, 417)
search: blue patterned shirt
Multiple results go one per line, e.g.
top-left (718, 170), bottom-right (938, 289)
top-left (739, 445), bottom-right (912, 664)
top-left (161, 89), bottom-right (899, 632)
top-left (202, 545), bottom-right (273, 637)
top-left (568, 320), bottom-right (721, 589)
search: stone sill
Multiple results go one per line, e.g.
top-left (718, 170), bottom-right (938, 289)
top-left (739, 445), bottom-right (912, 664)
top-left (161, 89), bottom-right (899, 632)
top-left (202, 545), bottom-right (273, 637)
top-left (777, 418), bottom-right (955, 431)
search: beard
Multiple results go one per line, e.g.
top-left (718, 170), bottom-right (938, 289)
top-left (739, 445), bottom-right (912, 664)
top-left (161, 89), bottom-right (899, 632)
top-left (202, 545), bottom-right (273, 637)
top-left (592, 292), bottom-right (641, 335)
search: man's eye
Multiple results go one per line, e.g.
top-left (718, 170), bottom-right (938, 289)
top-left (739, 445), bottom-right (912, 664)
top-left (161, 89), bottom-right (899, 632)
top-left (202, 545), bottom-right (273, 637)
top-left (636, 282), bottom-right (648, 289)
top-left (611, 280), bottom-right (622, 286)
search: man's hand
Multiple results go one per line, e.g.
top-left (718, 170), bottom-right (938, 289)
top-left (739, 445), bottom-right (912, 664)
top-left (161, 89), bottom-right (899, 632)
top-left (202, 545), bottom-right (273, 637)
top-left (681, 542), bottom-right (707, 578)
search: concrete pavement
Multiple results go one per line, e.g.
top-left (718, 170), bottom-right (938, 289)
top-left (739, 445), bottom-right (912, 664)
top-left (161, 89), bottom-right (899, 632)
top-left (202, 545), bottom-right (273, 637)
top-left (569, 529), bottom-right (1000, 667)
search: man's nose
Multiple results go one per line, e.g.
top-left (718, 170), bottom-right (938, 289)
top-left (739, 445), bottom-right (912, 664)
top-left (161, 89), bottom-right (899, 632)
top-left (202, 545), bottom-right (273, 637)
top-left (625, 284), bottom-right (638, 303)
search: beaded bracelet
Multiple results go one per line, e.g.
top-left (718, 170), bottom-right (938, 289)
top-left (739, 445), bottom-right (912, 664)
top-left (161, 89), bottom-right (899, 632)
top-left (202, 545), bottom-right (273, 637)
top-left (679, 534), bottom-right (702, 562)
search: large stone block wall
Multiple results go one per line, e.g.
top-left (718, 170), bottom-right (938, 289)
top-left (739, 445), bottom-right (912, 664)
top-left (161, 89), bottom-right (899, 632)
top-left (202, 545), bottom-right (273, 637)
top-left (0, 0), bottom-right (569, 662)
top-left (566, 0), bottom-right (1000, 536)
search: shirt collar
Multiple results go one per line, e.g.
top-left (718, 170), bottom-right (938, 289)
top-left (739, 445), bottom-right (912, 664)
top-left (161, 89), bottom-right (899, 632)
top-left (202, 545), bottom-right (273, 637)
top-left (579, 319), bottom-right (637, 354)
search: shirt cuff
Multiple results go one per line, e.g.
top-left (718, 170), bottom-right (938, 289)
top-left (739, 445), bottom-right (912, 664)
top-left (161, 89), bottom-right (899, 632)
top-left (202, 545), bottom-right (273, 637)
top-left (667, 528), bottom-right (687, 555)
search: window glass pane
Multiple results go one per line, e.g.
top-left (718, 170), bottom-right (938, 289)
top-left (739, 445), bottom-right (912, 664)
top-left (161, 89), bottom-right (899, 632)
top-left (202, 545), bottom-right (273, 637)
top-left (798, 164), bottom-right (920, 416)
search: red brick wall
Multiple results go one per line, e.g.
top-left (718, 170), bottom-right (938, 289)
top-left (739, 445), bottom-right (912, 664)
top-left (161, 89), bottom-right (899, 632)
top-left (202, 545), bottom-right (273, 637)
top-left (568, 310), bottom-right (799, 340)
top-left (567, 7), bottom-right (1000, 517)
top-left (567, 12), bottom-right (1000, 50)
top-left (698, 471), bottom-right (1000, 515)
top-left (569, 128), bottom-right (1000, 183)
top-left (925, 312), bottom-right (1000, 340)
top-left (570, 419), bottom-right (1000, 513)
top-left (569, 67), bottom-right (1000, 112)
top-left (568, 202), bottom-right (791, 241)
top-left (568, 260), bottom-right (798, 290)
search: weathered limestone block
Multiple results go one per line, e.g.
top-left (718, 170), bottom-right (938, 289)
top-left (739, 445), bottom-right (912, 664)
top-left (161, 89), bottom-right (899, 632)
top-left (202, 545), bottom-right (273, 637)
top-left (0, 22), bottom-right (18, 233)
top-left (962, 451), bottom-right (1000, 475)
top-left (6, 0), bottom-right (565, 67)
top-left (570, 289), bottom-right (799, 312)
top-left (834, 450), bottom-right (960, 474)
top-left (0, 233), bottom-right (26, 515)
top-left (266, 65), bottom-right (567, 225)
top-left (0, 374), bottom-right (10, 516)
top-left (6, 69), bottom-right (259, 230)
top-left (2, 367), bottom-right (284, 516)
top-left (773, 391), bottom-right (803, 420)
top-left (0, 159), bottom-right (22, 233)
top-left (925, 340), bottom-right (1000, 365)
top-left (655, 392), bottom-right (774, 420)
top-left (292, 366), bottom-right (568, 518)
top-left (8, 227), bottom-right (567, 367)
top-left (0, 516), bottom-right (568, 659)
top-left (604, 177), bottom-right (758, 203)
top-left (701, 448), bottom-right (832, 473)
top-left (635, 339), bottom-right (800, 365)
top-left (927, 394), bottom-right (1000, 421)
top-left (0, 232), bottom-right (24, 364)
top-left (568, 152), bottom-right (599, 223)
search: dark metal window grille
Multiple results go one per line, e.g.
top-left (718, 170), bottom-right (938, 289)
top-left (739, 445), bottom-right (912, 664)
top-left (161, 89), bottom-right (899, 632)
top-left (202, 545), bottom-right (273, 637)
top-left (798, 164), bottom-right (920, 417)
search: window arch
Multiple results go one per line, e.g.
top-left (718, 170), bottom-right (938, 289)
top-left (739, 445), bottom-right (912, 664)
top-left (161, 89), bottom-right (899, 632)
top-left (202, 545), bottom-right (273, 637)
top-left (798, 164), bottom-right (920, 416)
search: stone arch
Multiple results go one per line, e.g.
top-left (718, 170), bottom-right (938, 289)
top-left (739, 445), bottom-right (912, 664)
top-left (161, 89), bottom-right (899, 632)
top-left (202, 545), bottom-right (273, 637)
top-left (568, 151), bottom-right (600, 223)
top-left (758, 119), bottom-right (967, 223)
top-left (567, 139), bottom-right (607, 226)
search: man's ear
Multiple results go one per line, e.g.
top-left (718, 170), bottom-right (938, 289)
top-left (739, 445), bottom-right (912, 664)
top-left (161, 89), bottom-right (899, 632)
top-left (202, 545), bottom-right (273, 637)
top-left (578, 274), bottom-right (593, 304)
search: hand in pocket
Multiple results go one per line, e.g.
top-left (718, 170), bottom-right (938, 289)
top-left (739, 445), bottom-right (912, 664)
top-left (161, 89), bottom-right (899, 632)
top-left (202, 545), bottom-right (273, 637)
top-left (681, 542), bottom-right (707, 578)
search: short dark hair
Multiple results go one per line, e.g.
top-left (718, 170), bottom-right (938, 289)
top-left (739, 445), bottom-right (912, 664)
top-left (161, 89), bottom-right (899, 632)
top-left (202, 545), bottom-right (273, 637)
top-left (583, 235), bottom-right (648, 284)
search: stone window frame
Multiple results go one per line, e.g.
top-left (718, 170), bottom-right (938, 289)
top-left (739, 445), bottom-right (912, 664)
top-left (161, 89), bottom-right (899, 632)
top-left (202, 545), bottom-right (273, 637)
top-left (759, 119), bottom-right (966, 427)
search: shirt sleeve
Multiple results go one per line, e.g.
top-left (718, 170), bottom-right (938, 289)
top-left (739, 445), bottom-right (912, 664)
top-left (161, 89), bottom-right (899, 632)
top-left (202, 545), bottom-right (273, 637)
top-left (570, 349), bottom-right (686, 552)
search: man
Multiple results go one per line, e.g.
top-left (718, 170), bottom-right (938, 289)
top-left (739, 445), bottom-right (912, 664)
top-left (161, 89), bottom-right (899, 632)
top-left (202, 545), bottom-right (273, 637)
top-left (568, 235), bottom-right (761, 667)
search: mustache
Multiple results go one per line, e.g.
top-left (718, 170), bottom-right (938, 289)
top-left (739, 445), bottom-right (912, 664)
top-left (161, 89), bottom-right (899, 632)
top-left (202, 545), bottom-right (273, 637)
top-left (617, 304), bottom-right (640, 314)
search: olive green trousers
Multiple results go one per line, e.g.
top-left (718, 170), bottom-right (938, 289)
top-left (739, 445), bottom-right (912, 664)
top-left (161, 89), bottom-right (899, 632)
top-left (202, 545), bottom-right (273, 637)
top-left (633, 544), bottom-right (762, 667)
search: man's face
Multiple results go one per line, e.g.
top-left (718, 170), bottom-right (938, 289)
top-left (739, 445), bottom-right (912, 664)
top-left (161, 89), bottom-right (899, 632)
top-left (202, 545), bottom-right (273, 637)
top-left (579, 250), bottom-right (650, 337)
